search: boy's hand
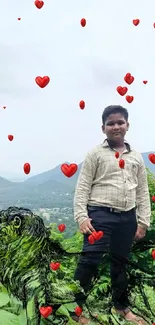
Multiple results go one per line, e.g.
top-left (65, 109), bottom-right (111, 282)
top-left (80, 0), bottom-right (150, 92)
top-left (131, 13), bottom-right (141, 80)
top-left (134, 225), bottom-right (146, 240)
top-left (79, 218), bottom-right (96, 234)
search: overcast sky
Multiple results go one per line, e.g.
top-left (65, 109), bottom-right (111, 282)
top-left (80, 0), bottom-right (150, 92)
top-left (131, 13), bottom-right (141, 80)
top-left (0, 0), bottom-right (155, 179)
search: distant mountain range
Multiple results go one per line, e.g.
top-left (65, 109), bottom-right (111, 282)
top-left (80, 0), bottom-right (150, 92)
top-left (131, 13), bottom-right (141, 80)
top-left (0, 152), bottom-right (154, 209)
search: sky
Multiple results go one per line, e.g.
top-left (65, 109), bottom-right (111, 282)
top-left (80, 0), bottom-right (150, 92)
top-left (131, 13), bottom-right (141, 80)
top-left (0, 0), bottom-right (155, 180)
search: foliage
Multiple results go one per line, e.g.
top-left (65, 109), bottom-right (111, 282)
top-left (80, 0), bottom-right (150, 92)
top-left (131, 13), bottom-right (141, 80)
top-left (0, 170), bottom-right (155, 324)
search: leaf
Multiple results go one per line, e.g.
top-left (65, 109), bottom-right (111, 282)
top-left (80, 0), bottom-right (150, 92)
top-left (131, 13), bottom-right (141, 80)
top-left (0, 292), bottom-right (10, 307)
top-left (56, 306), bottom-right (79, 325)
top-left (56, 305), bottom-right (70, 318)
top-left (96, 313), bottom-right (110, 325)
top-left (63, 302), bottom-right (78, 312)
top-left (0, 309), bottom-right (20, 325)
top-left (0, 283), bottom-right (8, 294)
top-left (65, 318), bottom-right (79, 325)
top-left (17, 310), bottom-right (27, 325)
top-left (27, 297), bottom-right (40, 324)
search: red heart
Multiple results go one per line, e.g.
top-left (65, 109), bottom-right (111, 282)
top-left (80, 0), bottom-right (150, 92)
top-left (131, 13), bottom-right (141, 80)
top-left (35, 76), bottom-right (50, 88)
top-left (143, 80), bottom-right (147, 84)
top-left (91, 231), bottom-right (99, 240)
top-left (18, 18), bottom-right (21, 20)
top-left (153, 23), bottom-right (155, 28)
top-left (34, 0), bottom-right (44, 9)
top-left (96, 231), bottom-right (104, 240)
top-left (50, 262), bottom-right (60, 271)
top-left (124, 73), bottom-right (134, 85)
top-left (116, 86), bottom-right (128, 96)
top-left (133, 19), bottom-right (140, 26)
top-left (58, 223), bottom-right (66, 232)
top-left (79, 100), bottom-right (85, 110)
top-left (125, 95), bottom-right (134, 103)
top-left (115, 151), bottom-right (119, 159)
top-left (40, 306), bottom-right (53, 318)
top-left (23, 163), bottom-right (31, 174)
top-left (75, 306), bottom-right (83, 317)
top-left (151, 250), bottom-right (155, 260)
top-left (119, 159), bottom-right (125, 169)
top-left (148, 153), bottom-right (155, 164)
top-left (61, 163), bottom-right (78, 177)
top-left (88, 234), bottom-right (95, 244)
top-left (8, 135), bottom-right (14, 141)
top-left (80, 18), bottom-right (86, 27)
top-left (152, 196), bottom-right (155, 202)
top-left (3, 106), bottom-right (6, 109)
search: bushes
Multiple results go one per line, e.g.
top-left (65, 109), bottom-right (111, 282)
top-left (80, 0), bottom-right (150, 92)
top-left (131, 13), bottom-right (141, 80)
top-left (0, 169), bottom-right (155, 324)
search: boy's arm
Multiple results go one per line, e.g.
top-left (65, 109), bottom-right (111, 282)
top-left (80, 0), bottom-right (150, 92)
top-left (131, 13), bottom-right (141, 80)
top-left (136, 157), bottom-right (151, 230)
top-left (73, 152), bottom-right (97, 226)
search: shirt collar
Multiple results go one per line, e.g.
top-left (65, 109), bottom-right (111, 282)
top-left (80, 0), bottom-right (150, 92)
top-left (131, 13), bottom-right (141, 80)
top-left (102, 138), bottom-right (131, 152)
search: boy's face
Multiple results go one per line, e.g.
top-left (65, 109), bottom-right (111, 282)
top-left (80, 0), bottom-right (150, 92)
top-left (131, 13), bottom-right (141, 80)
top-left (102, 113), bottom-right (129, 143)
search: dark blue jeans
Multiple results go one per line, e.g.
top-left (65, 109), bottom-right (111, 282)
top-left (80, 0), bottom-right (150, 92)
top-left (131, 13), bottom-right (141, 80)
top-left (73, 206), bottom-right (137, 311)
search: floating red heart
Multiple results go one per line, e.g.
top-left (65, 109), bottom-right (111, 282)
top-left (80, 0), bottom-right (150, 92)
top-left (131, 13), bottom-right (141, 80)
top-left (8, 135), bottom-right (14, 141)
top-left (58, 223), bottom-right (66, 232)
top-left (35, 76), bottom-right (50, 88)
top-left (18, 18), bottom-right (21, 20)
top-left (3, 106), bottom-right (6, 109)
top-left (34, 0), bottom-right (44, 9)
top-left (91, 231), bottom-right (99, 240)
top-left (40, 306), bottom-right (53, 318)
top-left (79, 100), bottom-right (85, 110)
top-left (61, 163), bottom-right (78, 177)
top-left (151, 250), bottom-right (155, 260)
top-left (96, 231), bottom-right (104, 240)
top-left (126, 95), bottom-right (134, 103)
top-left (116, 86), bottom-right (128, 96)
top-left (115, 151), bottom-right (119, 159)
top-left (119, 159), bottom-right (125, 169)
top-left (124, 73), bottom-right (134, 85)
top-left (89, 231), bottom-right (104, 244)
top-left (88, 235), bottom-right (95, 245)
top-left (23, 163), bottom-right (31, 174)
top-left (148, 153), bottom-right (155, 164)
top-left (143, 80), bottom-right (147, 84)
top-left (152, 196), bottom-right (155, 202)
top-left (50, 262), bottom-right (60, 271)
top-left (133, 19), bottom-right (140, 26)
top-left (153, 23), bottom-right (155, 28)
top-left (75, 306), bottom-right (83, 317)
top-left (80, 18), bottom-right (86, 27)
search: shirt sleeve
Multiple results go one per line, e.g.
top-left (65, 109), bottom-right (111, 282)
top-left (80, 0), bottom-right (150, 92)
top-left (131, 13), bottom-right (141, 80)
top-left (73, 151), bottom-right (97, 226)
top-left (136, 156), bottom-right (151, 229)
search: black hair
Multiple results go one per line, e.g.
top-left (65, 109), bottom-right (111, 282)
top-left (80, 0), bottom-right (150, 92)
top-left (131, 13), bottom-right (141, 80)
top-left (102, 105), bottom-right (129, 125)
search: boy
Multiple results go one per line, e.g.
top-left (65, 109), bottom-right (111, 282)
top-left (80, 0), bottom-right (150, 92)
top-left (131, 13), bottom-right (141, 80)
top-left (72, 105), bottom-right (151, 325)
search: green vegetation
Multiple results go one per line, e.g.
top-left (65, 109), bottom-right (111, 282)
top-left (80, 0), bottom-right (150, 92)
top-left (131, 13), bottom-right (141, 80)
top-left (0, 168), bottom-right (155, 324)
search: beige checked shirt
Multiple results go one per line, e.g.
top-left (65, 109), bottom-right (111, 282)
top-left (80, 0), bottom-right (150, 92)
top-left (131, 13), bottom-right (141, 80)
top-left (74, 139), bottom-right (151, 229)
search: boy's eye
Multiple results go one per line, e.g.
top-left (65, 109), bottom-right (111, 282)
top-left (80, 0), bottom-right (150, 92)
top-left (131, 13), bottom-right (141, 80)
top-left (107, 121), bottom-right (125, 126)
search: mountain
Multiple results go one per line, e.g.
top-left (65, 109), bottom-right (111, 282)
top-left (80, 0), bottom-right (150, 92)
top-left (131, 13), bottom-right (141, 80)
top-left (25, 162), bottom-right (82, 187)
top-left (0, 151), bottom-right (154, 209)
top-left (0, 177), bottom-right (12, 187)
top-left (24, 151), bottom-right (155, 187)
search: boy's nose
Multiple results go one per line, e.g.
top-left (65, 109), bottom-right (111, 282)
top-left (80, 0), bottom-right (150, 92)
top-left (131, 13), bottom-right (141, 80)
top-left (113, 124), bottom-right (120, 130)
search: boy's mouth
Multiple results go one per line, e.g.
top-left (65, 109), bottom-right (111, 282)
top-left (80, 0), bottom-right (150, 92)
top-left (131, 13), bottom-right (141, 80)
top-left (113, 133), bottom-right (121, 136)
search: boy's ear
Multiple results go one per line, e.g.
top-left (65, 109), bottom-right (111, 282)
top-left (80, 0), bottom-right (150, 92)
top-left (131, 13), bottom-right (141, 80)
top-left (127, 122), bottom-right (129, 130)
top-left (102, 125), bottom-right (105, 134)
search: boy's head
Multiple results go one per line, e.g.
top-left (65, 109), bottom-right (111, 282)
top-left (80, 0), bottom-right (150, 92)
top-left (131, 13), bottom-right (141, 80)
top-left (101, 105), bottom-right (129, 144)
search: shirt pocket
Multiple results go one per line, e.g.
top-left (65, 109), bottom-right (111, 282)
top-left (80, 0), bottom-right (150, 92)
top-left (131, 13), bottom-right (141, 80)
top-left (126, 162), bottom-right (138, 184)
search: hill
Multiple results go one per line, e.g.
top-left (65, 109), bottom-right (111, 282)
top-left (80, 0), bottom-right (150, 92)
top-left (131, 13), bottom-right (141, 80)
top-left (25, 162), bottom-right (82, 187)
top-left (24, 151), bottom-right (155, 187)
top-left (0, 151), bottom-right (154, 209)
